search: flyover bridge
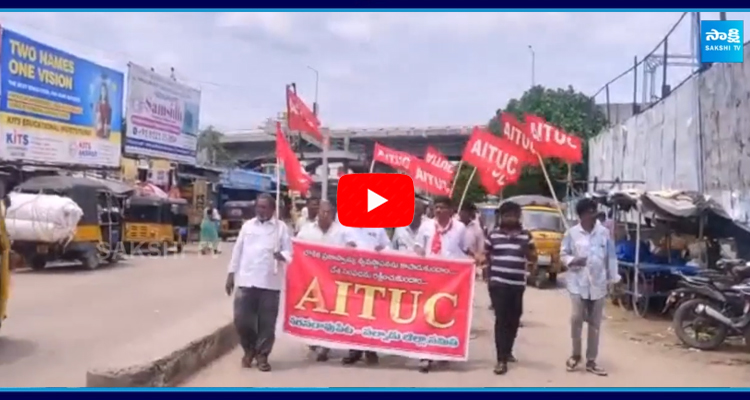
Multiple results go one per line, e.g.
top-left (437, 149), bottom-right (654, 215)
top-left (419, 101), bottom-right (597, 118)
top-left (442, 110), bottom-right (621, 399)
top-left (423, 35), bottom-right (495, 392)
top-left (219, 121), bottom-right (477, 172)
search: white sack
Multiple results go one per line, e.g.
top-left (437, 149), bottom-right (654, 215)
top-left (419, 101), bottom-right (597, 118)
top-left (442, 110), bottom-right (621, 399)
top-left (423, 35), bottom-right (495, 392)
top-left (6, 193), bottom-right (84, 243)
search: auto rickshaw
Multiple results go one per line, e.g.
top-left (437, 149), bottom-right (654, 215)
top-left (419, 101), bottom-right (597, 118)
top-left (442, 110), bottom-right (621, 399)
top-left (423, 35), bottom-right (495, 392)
top-left (12, 176), bottom-right (132, 270)
top-left (0, 192), bottom-right (11, 332)
top-left (503, 195), bottom-right (567, 288)
top-left (220, 200), bottom-right (255, 240)
top-left (123, 195), bottom-right (189, 254)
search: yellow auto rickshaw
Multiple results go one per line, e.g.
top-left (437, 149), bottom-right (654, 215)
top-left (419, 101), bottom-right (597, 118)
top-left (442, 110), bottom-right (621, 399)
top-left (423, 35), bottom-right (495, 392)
top-left (0, 193), bottom-right (11, 332)
top-left (503, 195), bottom-right (567, 288)
top-left (12, 176), bottom-right (133, 270)
top-left (220, 200), bottom-right (255, 240)
top-left (124, 195), bottom-right (189, 254)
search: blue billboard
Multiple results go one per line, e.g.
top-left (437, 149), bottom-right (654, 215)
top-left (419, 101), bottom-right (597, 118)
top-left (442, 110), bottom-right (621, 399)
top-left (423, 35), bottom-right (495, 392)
top-left (0, 27), bottom-right (124, 167)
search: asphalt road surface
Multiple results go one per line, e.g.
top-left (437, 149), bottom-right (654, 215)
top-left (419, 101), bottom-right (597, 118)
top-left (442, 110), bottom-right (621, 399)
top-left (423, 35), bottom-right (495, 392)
top-left (185, 283), bottom-right (750, 388)
top-left (0, 246), bottom-right (231, 387)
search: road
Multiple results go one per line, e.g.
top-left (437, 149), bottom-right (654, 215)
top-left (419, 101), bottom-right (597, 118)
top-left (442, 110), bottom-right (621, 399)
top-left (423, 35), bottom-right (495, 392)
top-left (0, 247), bottom-right (230, 387)
top-left (185, 283), bottom-right (750, 388)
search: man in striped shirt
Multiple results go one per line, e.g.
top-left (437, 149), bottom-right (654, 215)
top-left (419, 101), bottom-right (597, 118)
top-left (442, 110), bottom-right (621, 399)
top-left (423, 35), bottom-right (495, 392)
top-left (485, 201), bottom-right (536, 375)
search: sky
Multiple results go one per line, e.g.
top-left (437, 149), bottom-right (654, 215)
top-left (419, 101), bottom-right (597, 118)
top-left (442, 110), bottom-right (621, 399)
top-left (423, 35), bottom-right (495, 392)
top-left (0, 11), bottom-right (746, 132)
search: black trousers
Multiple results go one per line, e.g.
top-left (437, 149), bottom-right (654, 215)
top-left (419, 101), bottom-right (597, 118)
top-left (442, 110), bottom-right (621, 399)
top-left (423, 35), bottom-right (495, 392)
top-left (489, 284), bottom-right (525, 362)
top-left (233, 286), bottom-right (280, 357)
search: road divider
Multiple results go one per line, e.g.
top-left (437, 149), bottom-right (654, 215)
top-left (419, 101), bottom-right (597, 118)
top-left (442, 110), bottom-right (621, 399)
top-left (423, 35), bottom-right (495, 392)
top-left (86, 301), bottom-right (237, 387)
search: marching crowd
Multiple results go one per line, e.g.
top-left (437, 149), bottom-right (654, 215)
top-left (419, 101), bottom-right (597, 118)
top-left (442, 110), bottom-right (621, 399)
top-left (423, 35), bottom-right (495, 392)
top-left (224, 193), bottom-right (619, 377)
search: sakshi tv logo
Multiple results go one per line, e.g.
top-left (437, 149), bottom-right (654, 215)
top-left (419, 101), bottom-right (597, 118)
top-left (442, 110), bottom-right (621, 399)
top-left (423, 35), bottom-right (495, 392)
top-left (700, 20), bottom-right (744, 63)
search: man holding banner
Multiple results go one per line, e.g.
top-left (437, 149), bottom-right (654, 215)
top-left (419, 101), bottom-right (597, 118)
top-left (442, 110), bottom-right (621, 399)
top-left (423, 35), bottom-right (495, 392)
top-left (296, 199), bottom-right (348, 362)
top-left (340, 225), bottom-right (390, 366)
top-left (413, 196), bottom-right (470, 373)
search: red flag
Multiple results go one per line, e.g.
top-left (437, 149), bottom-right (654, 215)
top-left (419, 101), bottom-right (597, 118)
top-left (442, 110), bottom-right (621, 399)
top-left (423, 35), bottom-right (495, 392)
top-left (412, 158), bottom-right (452, 196)
top-left (424, 146), bottom-right (455, 181)
top-left (276, 122), bottom-right (312, 196)
top-left (500, 112), bottom-right (539, 166)
top-left (372, 143), bottom-right (416, 175)
top-left (478, 170), bottom-right (504, 195)
top-left (461, 126), bottom-right (525, 191)
top-left (524, 114), bottom-right (583, 164)
top-left (286, 87), bottom-right (322, 142)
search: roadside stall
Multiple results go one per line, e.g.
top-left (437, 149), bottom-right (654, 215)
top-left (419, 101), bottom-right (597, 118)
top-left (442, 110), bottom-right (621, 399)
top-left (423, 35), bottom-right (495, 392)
top-left (607, 190), bottom-right (749, 317)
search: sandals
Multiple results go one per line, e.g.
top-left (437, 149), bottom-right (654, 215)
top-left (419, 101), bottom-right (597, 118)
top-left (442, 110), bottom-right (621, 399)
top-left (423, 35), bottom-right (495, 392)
top-left (566, 356), bottom-right (581, 371)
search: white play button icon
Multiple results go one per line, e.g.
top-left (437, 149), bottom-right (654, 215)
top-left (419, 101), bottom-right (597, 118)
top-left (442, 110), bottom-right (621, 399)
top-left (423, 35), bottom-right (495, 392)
top-left (367, 189), bottom-right (388, 212)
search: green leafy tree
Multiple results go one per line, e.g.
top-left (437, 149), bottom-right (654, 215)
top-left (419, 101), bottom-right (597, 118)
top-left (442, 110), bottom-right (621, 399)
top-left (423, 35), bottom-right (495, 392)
top-left (197, 126), bottom-right (234, 166)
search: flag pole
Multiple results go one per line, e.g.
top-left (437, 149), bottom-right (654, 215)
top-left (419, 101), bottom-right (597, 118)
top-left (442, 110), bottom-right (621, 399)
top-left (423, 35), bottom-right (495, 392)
top-left (457, 167), bottom-right (477, 214)
top-left (536, 153), bottom-right (569, 230)
top-left (274, 156), bottom-right (282, 274)
top-left (368, 159), bottom-right (376, 173)
top-left (449, 160), bottom-right (464, 198)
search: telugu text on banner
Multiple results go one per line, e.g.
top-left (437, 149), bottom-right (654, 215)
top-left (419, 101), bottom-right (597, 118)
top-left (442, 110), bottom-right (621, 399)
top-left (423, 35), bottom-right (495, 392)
top-left (124, 63), bottom-right (201, 164)
top-left (0, 27), bottom-right (124, 167)
top-left (282, 240), bottom-right (475, 361)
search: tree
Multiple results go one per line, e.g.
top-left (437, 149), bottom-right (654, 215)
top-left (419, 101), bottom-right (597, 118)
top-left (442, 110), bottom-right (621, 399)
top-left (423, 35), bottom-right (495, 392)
top-left (472, 85), bottom-right (607, 200)
top-left (197, 126), bottom-right (234, 166)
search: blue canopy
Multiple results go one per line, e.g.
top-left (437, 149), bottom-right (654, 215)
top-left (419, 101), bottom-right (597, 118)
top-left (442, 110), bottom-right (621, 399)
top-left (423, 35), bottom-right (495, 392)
top-left (220, 169), bottom-right (274, 192)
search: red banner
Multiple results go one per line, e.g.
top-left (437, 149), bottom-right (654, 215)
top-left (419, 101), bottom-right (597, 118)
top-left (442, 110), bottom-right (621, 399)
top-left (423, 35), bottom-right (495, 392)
top-left (524, 113), bottom-right (583, 164)
top-left (372, 143), bottom-right (416, 174)
top-left (282, 240), bottom-right (475, 361)
top-left (424, 146), bottom-right (455, 181)
top-left (462, 127), bottom-right (525, 190)
top-left (287, 87), bottom-right (322, 142)
top-left (412, 158), bottom-right (452, 196)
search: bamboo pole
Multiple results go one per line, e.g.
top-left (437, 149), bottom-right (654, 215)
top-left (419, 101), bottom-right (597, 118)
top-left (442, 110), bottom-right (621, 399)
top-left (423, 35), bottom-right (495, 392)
top-left (457, 167), bottom-right (477, 213)
top-left (449, 160), bottom-right (464, 198)
top-left (536, 153), bottom-right (569, 230)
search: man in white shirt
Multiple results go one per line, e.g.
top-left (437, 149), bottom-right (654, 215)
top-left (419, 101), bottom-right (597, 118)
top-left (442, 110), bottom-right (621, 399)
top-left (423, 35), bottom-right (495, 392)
top-left (414, 196), bottom-right (470, 373)
top-left (392, 200), bottom-right (426, 253)
top-left (295, 197), bottom-right (320, 234)
top-left (225, 193), bottom-right (292, 372)
top-left (391, 199), bottom-right (435, 372)
top-left (296, 200), bottom-right (348, 362)
top-left (340, 225), bottom-right (390, 366)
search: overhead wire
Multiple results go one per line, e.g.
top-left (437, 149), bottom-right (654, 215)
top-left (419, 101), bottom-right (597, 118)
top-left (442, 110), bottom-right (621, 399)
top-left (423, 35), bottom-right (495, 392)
top-left (589, 12), bottom-right (689, 100)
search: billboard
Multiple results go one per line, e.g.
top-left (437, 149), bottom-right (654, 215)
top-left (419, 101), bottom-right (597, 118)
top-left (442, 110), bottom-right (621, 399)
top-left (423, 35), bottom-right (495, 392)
top-left (0, 27), bottom-right (124, 167)
top-left (124, 63), bottom-right (200, 164)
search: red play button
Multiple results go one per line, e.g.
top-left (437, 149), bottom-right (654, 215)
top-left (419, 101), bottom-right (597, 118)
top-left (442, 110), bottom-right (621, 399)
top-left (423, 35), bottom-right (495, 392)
top-left (337, 173), bottom-right (415, 228)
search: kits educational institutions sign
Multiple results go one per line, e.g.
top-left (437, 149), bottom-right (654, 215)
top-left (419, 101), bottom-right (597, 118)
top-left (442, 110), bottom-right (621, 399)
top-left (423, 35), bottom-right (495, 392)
top-left (0, 27), bottom-right (124, 167)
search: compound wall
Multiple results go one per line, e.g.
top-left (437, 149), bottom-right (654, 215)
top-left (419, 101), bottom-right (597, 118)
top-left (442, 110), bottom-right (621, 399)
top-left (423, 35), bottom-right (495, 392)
top-left (589, 45), bottom-right (750, 223)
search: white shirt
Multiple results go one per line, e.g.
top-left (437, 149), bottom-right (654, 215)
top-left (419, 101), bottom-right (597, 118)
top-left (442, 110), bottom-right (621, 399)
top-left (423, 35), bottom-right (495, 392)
top-left (347, 227), bottom-right (390, 251)
top-left (295, 216), bottom-right (317, 234)
top-left (228, 217), bottom-right (292, 290)
top-left (464, 219), bottom-right (485, 257)
top-left (416, 219), bottom-right (469, 259)
top-left (297, 221), bottom-right (348, 246)
top-left (391, 223), bottom-right (423, 253)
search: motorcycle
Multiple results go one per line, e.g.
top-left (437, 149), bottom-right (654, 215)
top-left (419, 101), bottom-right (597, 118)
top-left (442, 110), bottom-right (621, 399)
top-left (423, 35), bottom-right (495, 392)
top-left (671, 263), bottom-right (750, 350)
top-left (662, 259), bottom-right (749, 316)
